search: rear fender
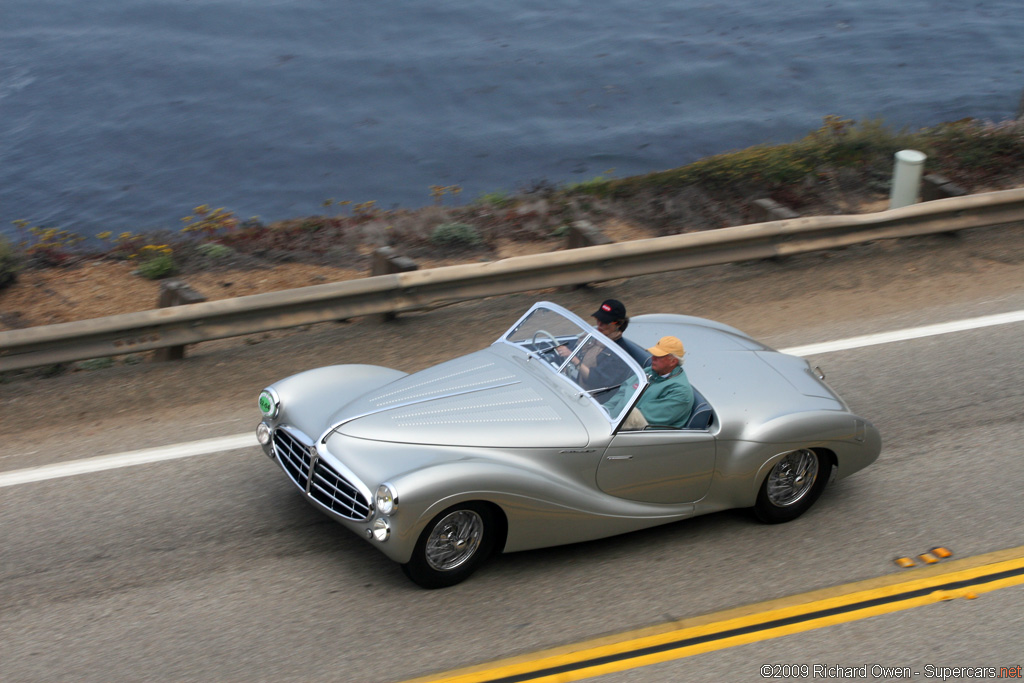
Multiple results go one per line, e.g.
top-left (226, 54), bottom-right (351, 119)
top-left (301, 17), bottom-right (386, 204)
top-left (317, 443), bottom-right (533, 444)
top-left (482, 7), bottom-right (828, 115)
top-left (747, 411), bottom-right (881, 482)
top-left (743, 410), bottom-right (871, 446)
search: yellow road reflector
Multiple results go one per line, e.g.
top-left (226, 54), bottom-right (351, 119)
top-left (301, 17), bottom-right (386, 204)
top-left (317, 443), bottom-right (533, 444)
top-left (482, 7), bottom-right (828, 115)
top-left (919, 552), bottom-right (939, 564)
top-left (932, 546), bottom-right (953, 558)
top-left (894, 557), bottom-right (916, 568)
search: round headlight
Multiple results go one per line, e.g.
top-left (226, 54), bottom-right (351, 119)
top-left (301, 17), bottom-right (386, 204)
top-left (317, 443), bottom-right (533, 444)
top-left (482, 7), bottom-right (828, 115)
top-left (372, 517), bottom-right (390, 542)
top-left (258, 388), bottom-right (279, 418)
top-left (256, 422), bottom-right (272, 446)
top-left (375, 483), bottom-right (398, 515)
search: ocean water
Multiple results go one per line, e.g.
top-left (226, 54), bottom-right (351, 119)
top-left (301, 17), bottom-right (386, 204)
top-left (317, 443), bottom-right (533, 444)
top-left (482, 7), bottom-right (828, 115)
top-left (2, 0), bottom-right (1023, 239)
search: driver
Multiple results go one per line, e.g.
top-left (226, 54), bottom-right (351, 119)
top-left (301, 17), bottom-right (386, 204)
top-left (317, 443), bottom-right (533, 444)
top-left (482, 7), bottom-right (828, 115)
top-left (604, 336), bottom-right (694, 428)
top-left (557, 299), bottom-right (646, 391)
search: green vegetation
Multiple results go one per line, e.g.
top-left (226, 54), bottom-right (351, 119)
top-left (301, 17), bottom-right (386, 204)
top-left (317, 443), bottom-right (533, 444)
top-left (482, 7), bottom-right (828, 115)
top-left (96, 231), bottom-right (179, 279)
top-left (76, 357), bottom-right (115, 371)
top-left (430, 185), bottom-right (463, 205)
top-left (927, 118), bottom-right (1024, 172)
top-left (0, 235), bottom-right (21, 290)
top-left (196, 242), bottom-right (235, 259)
top-left (551, 224), bottom-right (571, 238)
top-left (564, 169), bottom-right (617, 195)
top-left (475, 191), bottom-right (513, 208)
top-left (135, 251), bottom-right (176, 279)
top-left (579, 116), bottom-right (1024, 198)
top-left (180, 205), bottom-right (240, 236)
top-left (10, 220), bottom-right (86, 265)
top-left (430, 222), bottom-right (482, 247)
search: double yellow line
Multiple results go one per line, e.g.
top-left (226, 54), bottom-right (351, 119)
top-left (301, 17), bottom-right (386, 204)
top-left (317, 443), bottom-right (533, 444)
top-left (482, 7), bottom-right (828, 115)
top-left (400, 545), bottom-right (1024, 683)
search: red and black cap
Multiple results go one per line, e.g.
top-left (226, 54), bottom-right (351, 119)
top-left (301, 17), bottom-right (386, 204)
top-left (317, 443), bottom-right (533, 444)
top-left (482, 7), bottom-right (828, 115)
top-left (592, 299), bottom-right (626, 323)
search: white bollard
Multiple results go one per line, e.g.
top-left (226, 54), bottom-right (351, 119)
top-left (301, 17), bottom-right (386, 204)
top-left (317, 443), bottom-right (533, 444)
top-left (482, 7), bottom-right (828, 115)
top-left (889, 149), bottom-right (927, 209)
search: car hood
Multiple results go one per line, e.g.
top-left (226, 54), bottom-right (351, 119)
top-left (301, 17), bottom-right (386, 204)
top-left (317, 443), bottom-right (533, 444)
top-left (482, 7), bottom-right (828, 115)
top-left (326, 349), bottom-right (590, 448)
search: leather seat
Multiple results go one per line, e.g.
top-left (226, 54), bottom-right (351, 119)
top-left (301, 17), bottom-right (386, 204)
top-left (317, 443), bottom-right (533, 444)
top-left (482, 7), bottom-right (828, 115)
top-left (684, 388), bottom-right (714, 430)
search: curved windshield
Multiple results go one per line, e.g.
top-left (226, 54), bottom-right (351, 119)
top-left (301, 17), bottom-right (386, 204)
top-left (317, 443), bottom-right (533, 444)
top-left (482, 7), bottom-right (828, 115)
top-left (500, 302), bottom-right (645, 422)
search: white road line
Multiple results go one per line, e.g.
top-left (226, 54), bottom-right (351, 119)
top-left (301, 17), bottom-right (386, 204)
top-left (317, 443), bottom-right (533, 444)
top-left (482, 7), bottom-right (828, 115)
top-left (0, 434), bottom-right (257, 488)
top-left (780, 310), bottom-right (1024, 357)
top-left (2, 309), bottom-right (1022, 489)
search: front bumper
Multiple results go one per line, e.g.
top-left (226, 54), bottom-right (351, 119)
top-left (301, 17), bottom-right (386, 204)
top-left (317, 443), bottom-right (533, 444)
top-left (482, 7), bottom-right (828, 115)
top-left (259, 421), bottom-right (415, 564)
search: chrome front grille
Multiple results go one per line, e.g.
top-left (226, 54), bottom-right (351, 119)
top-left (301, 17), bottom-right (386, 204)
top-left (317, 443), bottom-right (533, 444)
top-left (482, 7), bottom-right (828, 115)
top-left (310, 460), bottom-right (372, 520)
top-left (272, 428), bottom-right (372, 522)
top-left (273, 428), bottom-right (312, 490)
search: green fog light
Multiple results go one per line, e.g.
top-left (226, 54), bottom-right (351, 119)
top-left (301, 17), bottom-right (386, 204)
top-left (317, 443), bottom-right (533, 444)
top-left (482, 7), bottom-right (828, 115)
top-left (258, 388), bottom-right (279, 418)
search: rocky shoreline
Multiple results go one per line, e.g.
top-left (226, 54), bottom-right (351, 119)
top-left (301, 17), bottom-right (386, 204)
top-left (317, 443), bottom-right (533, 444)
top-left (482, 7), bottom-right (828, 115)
top-left (2, 116), bottom-right (1024, 334)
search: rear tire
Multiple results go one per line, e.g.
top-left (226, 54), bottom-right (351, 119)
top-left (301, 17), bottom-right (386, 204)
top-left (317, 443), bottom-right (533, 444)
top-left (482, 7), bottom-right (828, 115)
top-left (401, 503), bottom-right (495, 589)
top-left (753, 449), bottom-right (831, 524)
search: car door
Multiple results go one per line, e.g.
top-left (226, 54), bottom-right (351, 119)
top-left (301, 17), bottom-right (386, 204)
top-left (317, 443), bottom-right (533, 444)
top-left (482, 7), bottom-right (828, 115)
top-left (596, 429), bottom-right (716, 504)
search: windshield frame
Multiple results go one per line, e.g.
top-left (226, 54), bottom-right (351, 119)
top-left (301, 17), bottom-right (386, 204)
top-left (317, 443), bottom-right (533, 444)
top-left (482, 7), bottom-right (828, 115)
top-left (496, 301), bottom-right (648, 427)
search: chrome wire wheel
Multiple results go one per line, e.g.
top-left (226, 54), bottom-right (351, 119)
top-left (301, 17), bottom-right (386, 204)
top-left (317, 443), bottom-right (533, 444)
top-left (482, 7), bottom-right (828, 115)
top-left (424, 509), bottom-right (485, 571)
top-left (765, 449), bottom-right (819, 507)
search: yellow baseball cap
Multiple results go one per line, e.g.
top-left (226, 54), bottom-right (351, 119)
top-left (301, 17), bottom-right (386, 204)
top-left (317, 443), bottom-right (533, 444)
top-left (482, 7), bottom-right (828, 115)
top-left (647, 336), bottom-right (684, 357)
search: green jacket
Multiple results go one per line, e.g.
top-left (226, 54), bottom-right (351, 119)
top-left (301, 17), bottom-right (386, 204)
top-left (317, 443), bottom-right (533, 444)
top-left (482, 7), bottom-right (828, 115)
top-left (606, 366), bottom-right (694, 428)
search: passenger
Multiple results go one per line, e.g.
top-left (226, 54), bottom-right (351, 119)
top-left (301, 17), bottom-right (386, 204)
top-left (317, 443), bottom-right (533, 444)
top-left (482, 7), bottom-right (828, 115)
top-left (605, 336), bottom-right (694, 429)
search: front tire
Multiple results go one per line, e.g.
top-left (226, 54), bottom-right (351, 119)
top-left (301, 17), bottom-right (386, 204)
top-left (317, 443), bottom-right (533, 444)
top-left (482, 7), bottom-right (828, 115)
top-left (401, 503), bottom-right (495, 589)
top-left (753, 448), bottom-right (831, 524)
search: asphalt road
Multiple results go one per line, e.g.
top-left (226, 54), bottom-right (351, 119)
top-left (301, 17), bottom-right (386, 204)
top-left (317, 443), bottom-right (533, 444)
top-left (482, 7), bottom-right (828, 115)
top-left (2, 225), bottom-right (1023, 682)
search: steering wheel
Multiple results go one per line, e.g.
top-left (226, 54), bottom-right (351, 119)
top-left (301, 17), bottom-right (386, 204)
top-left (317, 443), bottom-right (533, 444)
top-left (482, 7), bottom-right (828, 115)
top-left (530, 330), bottom-right (562, 363)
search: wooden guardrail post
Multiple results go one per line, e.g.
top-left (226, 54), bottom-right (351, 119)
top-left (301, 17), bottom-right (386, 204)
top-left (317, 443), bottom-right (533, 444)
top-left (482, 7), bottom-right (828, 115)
top-left (371, 247), bottom-right (418, 321)
top-left (566, 220), bottom-right (612, 250)
top-left (565, 221), bottom-right (612, 288)
top-left (922, 174), bottom-right (968, 202)
top-left (751, 199), bottom-right (802, 262)
top-left (152, 280), bottom-right (207, 361)
top-left (751, 198), bottom-right (801, 223)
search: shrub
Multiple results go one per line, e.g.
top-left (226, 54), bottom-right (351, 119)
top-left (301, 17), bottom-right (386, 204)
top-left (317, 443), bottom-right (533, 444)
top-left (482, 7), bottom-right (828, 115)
top-left (13, 221), bottom-right (84, 265)
top-left (601, 117), bottom-right (919, 195)
top-left (77, 357), bottom-right (114, 371)
top-left (928, 119), bottom-right (1024, 175)
top-left (180, 205), bottom-right (240, 237)
top-left (476, 191), bottom-right (512, 208)
top-left (430, 185), bottom-right (462, 205)
top-left (135, 245), bottom-right (176, 279)
top-left (197, 242), bottom-right (235, 259)
top-left (564, 170), bottom-right (616, 197)
top-left (430, 222), bottom-right (482, 247)
top-left (0, 236), bottom-right (20, 290)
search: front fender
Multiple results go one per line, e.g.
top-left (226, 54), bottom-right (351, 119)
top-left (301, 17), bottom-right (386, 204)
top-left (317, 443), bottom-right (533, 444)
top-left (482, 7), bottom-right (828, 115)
top-left (264, 364), bottom-right (407, 440)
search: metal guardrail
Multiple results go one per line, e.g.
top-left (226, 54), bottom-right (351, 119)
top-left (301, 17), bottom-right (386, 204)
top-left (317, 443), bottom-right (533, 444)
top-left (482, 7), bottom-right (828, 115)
top-left (2, 188), bottom-right (1023, 372)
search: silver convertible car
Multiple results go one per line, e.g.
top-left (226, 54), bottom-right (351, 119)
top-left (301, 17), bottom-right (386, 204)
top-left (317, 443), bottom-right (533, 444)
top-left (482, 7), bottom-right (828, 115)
top-left (256, 302), bottom-right (880, 588)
